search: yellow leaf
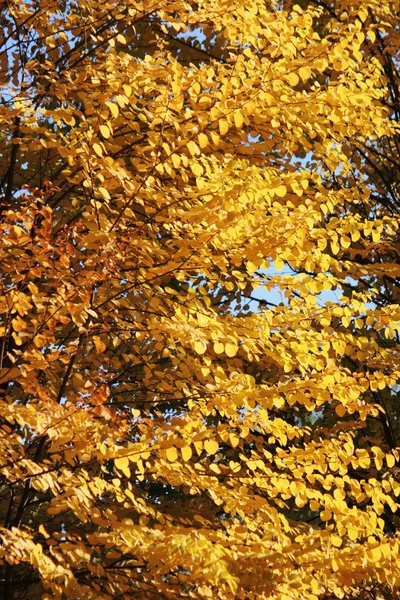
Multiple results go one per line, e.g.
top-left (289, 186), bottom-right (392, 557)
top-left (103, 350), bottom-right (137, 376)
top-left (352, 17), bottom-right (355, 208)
top-left (191, 163), bottom-right (204, 176)
top-left (219, 119), bottom-right (229, 135)
top-left (198, 132), bottom-right (208, 148)
top-left (331, 240), bottom-right (340, 255)
top-left (246, 261), bottom-right (257, 274)
top-left (386, 453), bottom-right (395, 468)
top-left (116, 95), bottom-right (127, 108)
top-left (204, 439), bottom-right (219, 455)
top-left (359, 455), bottom-right (370, 469)
top-left (275, 185), bottom-right (287, 197)
top-left (194, 341), bottom-right (207, 355)
top-left (115, 457), bottom-right (130, 477)
top-left (333, 488), bottom-right (345, 501)
top-left (191, 81), bottom-right (201, 95)
top-left (214, 341), bottom-right (225, 354)
top-left (229, 433), bottom-right (239, 447)
top-left (171, 154), bottom-right (181, 169)
top-left (123, 83), bottom-right (132, 97)
top-left (194, 440), bottom-right (203, 455)
top-left (244, 99), bottom-right (257, 115)
top-left (107, 102), bottom-right (119, 118)
top-left (100, 124), bottom-right (110, 139)
top-left (93, 143), bottom-right (103, 157)
top-left (187, 140), bottom-right (200, 156)
top-left (98, 186), bottom-right (111, 200)
top-left (210, 131), bottom-right (220, 146)
top-left (347, 527), bottom-right (358, 541)
top-left (380, 543), bottom-right (391, 558)
top-left (367, 547), bottom-right (381, 562)
top-left (181, 446), bottom-right (192, 461)
top-left (286, 72), bottom-right (299, 86)
top-left (234, 111), bottom-right (244, 128)
top-left (166, 447), bottom-right (178, 462)
top-left (225, 342), bottom-right (238, 357)
top-left (331, 535), bottom-right (342, 548)
top-left (356, 32), bottom-right (365, 44)
top-left (210, 463), bottom-right (221, 474)
top-left (340, 235), bottom-right (351, 248)
top-left (299, 66), bottom-right (311, 81)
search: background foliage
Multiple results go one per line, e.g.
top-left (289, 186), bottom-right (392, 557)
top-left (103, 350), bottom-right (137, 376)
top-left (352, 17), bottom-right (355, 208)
top-left (1, 0), bottom-right (400, 598)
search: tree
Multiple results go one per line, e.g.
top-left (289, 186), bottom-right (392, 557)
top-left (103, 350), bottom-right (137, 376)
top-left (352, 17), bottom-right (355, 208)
top-left (1, 0), bottom-right (400, 598)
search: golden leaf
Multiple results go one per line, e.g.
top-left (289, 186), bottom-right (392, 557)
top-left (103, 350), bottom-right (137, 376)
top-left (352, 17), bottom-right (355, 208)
top-left (107, 102), bottom-right (119, 118)
top-left (2, 1), bottom-right (398, 594)
top-left (123, 84), bottom-right (132, 97)
top-left (93, 143), bottom-right (103, 157)
top-left (181, 446), bottom-right (192, 461)
top-left (198, 132), bottom-right (208, 148)
top-left (100, 124), bottom-right (110, 139)
top-left (214, 342), bottom-right (224, 354)
top-left (166, 447), bottom-right (178, 462)
top-left (286, 72), bottom-right (299, 86)
top-left (299, 66), bottom-right (311, 81)
top-left (275, 185), bottom-right (287, 198)
top-left (171, 154), bottom-right (181, 168)
top-left (331, 535), bottom-right (342, 548)
top-left (225, 342), bottom-right (238, 357)
top-left (335, 404), bottom-right (346, 417)
top-left (98, 186), bottom-right (111, 200)
top-left (194, 341), bottom-right (207, 355)
top-left (234, 111), bottom-right (244, 129)
top-left (229, 461), bottom-right (241, 473)
top-left (320, 509), bottom-right (332, 522)
top-left (219, 119), bottom-right (229, 135)
top-left (115, 457), bottom-right (130, 477)
top-left (386, 454), bottom-right (395, 468)
top-left (93, 336), bottom-right (106, 353)
top-left (204, 439), bottom-right (219, 455)
top-left (367, 547), bottom-right (382, 562)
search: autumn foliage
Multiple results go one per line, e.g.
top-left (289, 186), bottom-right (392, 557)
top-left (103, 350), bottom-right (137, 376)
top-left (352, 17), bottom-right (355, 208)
top-left (1, 0), bottom-right (400, 598)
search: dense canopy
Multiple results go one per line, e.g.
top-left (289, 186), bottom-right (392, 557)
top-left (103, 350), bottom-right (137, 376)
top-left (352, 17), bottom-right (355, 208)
top-left (1, 0), bottom-right (400, 598)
